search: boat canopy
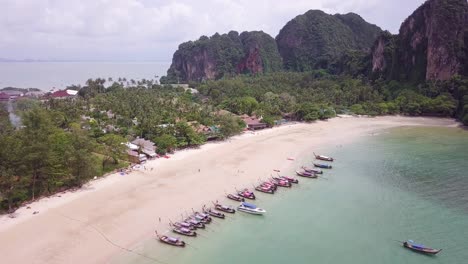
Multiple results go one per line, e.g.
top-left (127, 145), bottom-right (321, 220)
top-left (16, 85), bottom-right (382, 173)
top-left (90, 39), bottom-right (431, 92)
top-left (242, 202), bottom-right (257, 209)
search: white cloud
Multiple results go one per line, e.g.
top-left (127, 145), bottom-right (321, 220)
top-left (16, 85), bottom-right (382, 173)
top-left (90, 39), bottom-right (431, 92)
top-left (0, 0), bottom-right (426, 61)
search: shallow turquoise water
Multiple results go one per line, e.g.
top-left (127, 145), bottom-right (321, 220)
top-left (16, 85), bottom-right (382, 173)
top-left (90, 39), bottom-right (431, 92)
top-left (118, 126), bottom-right (468, 264)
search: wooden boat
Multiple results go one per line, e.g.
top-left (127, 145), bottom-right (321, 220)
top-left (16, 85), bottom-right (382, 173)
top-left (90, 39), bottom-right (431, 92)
top-left (403, 240), bottom-right (442, 255)
top-left (185, 218), bottom-right (205, 229)
top-left (192, 213), bottom-right (211, 224)
top-left (278, 175), bottom-right (299, 184)
top-left (237, 189), bottom-right (256, 200)
top-left (203, 207), bottom-right (225, 219)
top-left (237, 202), bottom-right (266, 215)
top-left (255, 185), bottom-right (274, 194)
top-left (172, 221), bottom-right (196, 230)
top-left (213, 202), bottom-right (236, 213)
top-left (227, 193), bottom-right (245, 202)
top-left (156, 232), bottom-right (185, 247)
top-left (301, 166), bottom-right (323, 174)
top-left (314, 152), bottom-right (334, 161)
top-left (296, 170), bottom-right (318, 178)
top-left (171, 226), bottom-right (197, 237)
top-left (270, 178), bottom-right (291, 187)
top-left (313, 163), bottom-right (332, 169)
top-left (261, 181), bottom-right (277, 191)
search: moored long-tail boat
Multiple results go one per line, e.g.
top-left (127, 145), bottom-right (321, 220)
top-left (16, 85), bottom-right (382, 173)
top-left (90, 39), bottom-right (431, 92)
top-left (313, 163), bottom-right (332, 169)
top-left (261, 181), bottom-right (277, 191)
top-left (237, 189), bottom-right (256, 200)
top-left (213, 202), bottom-right (236, 213)
top-left (227, 193), bottom-right (245, 202)
top-left (313, 152), bottom-right (334, 161)
top-left (255, 185), bottom-right (275, 194)
top-left (301, 166), bottom-right (323, 174)
top-left (278, 175), bottom-right (299, 184)
top-left (203, 207), bottom-right (225, 219)
top-left (171, 225), bottom-right (197, 237)
top-left (296, 170), bottom-right (318, 178)
top-left (156, 232), bottom-right (185, 247)
top-left (271, 178), bottom-right (291, 187)
top-left (403, 240), bottom-right (442, 255)
top-left (172, 221), bottom-right (196, 230)
top-left (192, 213), bottom-right (211, 224)
top-left (185, 218), bottom-right (205, 229)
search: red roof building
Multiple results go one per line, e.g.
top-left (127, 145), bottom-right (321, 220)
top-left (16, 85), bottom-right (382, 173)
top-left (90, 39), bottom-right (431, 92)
top-left (0, 92), bottom-right (10, 101)
top-left (50, 90), bottom-right (72, 99)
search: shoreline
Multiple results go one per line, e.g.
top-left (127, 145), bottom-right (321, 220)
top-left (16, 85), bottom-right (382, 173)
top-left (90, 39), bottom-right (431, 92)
top-left (0, 116), bottom-right (460, 264)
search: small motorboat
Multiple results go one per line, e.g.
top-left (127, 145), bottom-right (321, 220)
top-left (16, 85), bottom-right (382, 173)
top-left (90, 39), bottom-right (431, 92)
top-left (203, 207), bottom-right (225, 219)
top-left (156, 232), bottom-right (185, 247)
top-left (237, 189), bottom-right (256, 200)
top-left (296, 170), bottom-right (318, 178)
top-left (255, 185), bottom-right (275, 194)
top-left (227, 193), bottom-right (245, 202)
top-left (314, 163), bottom-right (332, 169)
top-left (237, 202), bottom-right (266, 215)
top-left (403, 240), bottom-right (442, 255)
top-left (270, 178), bottom-right (291, 187)
top-left (172, 221), bottom-right (196, 230)
top-left (214, 202), bottom-right (236, 213)
top-left (314, 152), bottom-right (334, 161)
top-left (171, 226), bottom-right (197, 237)
top-left (278, 175), bottom-right (299, 184)
top-left (302, 166), bottom-right (323, 174)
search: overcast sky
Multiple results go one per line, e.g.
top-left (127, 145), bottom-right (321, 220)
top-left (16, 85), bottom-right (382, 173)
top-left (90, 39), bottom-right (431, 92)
top-left (1, 0), bottom-right (426, 61)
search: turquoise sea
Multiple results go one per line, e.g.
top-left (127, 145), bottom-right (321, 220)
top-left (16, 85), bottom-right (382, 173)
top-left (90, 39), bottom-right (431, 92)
top-left (117, 126), bottom-right (468, 264)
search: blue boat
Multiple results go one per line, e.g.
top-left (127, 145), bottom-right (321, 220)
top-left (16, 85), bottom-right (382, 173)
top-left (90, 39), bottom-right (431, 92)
top-left (403, 240), bottom-right (442, 255)
top-left (237, 202), bottom-right (266, 215)
top-left (313, 163), bottom-right (332, 169)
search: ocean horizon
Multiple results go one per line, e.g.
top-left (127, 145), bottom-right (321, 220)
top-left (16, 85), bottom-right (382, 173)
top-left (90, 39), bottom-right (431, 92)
top-left (0, 61), bottom-right (170, 91)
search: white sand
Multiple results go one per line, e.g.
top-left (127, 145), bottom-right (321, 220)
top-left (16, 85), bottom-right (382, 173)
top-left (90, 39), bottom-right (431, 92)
top-left (0, 116), bottom-right (459, 263)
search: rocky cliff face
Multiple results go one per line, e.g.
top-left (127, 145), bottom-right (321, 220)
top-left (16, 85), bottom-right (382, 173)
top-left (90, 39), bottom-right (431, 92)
top-left (275, 10), bottom-right (382, 71)
top-left (371, 0), bottom-right (468, 82)
top-left (163, 31), bottom-right (282, 83)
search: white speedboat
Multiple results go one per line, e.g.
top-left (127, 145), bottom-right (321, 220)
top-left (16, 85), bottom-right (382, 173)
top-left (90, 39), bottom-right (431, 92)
top-left (237, 202), bottom-right (266, 215)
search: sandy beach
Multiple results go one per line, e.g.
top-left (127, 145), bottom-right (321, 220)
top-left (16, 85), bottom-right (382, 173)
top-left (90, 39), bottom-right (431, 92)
top-left (0, 116), bottom-right (459, 264)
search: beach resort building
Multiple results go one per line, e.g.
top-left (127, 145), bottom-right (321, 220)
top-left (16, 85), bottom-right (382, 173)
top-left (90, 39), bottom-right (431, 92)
top-left (0, 92), bottom-right (10, 101)
top-left (240, 115), bottom-right (267, 130)
top-left (131, 138), bottom-right (157, 158)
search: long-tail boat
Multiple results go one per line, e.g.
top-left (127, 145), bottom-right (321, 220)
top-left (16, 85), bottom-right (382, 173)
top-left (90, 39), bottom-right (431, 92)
top-left (403, 240), bottom-right (442, 255)
top-left (155, 231), bottom-right (185, 247)
top-left (192, 210), bottom-right (212, 223)
top-left (296, 170), bottom-right (318, 178)
top-left (261, 181), bottom-right (277, 191)
top-left (185, 218), bottom-right (205, 229)
top-left (313, 163), bottom-right (332, 169)
top-left (237, 189), bottom-right (256, 200)
top-left (172, 221), bottom-right (196, 230)
top-left (278, 175), bottom-right (299, 184)
top-left (213, 202), bottom-right (236, 213)
top-left (302, 166), bottom-right (323, 174)
top-left (314, 152), bottom-right (334, 161)
top-left (170, 225), bottom-right (197, 237)
top-left (270, 178), bottom-right (291, 187)
top-left (203, 207), bottom-right (225, 219)
top-left (227, 193), bottom-right (245, 202)
top-left (255, 185), bottom-right (274, 194)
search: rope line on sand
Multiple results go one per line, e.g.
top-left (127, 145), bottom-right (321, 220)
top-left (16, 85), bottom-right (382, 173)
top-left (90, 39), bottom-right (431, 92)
top-left (55, 212), bottom-right (169, 264)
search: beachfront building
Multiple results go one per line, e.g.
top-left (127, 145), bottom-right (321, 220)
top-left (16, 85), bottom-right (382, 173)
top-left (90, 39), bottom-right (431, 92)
top-left (240, 115), bottom-right (267, 130)
top-left (126, 150), bottom-right (147, 164)
top-left (188, 121), bottom-right (220, 140)
top-left (131, 138), bottom-right (157, 158)
top-left (49, 89), bottom-right (78, 99)
top-left (0, 92), bottom-right (10, 101)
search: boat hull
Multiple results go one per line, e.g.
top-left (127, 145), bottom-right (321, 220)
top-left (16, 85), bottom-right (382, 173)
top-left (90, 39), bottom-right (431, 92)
top-left (403, 244), bottom-right (442, 255)
top-left (237, 208), bottom-right (265, 215)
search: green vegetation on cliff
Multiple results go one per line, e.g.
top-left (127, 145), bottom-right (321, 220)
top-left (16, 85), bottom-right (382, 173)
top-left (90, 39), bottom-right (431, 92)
top-left (276, 10), bottom-right (382, 72)
top-left (162, 30), bottom-right (282, 83)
